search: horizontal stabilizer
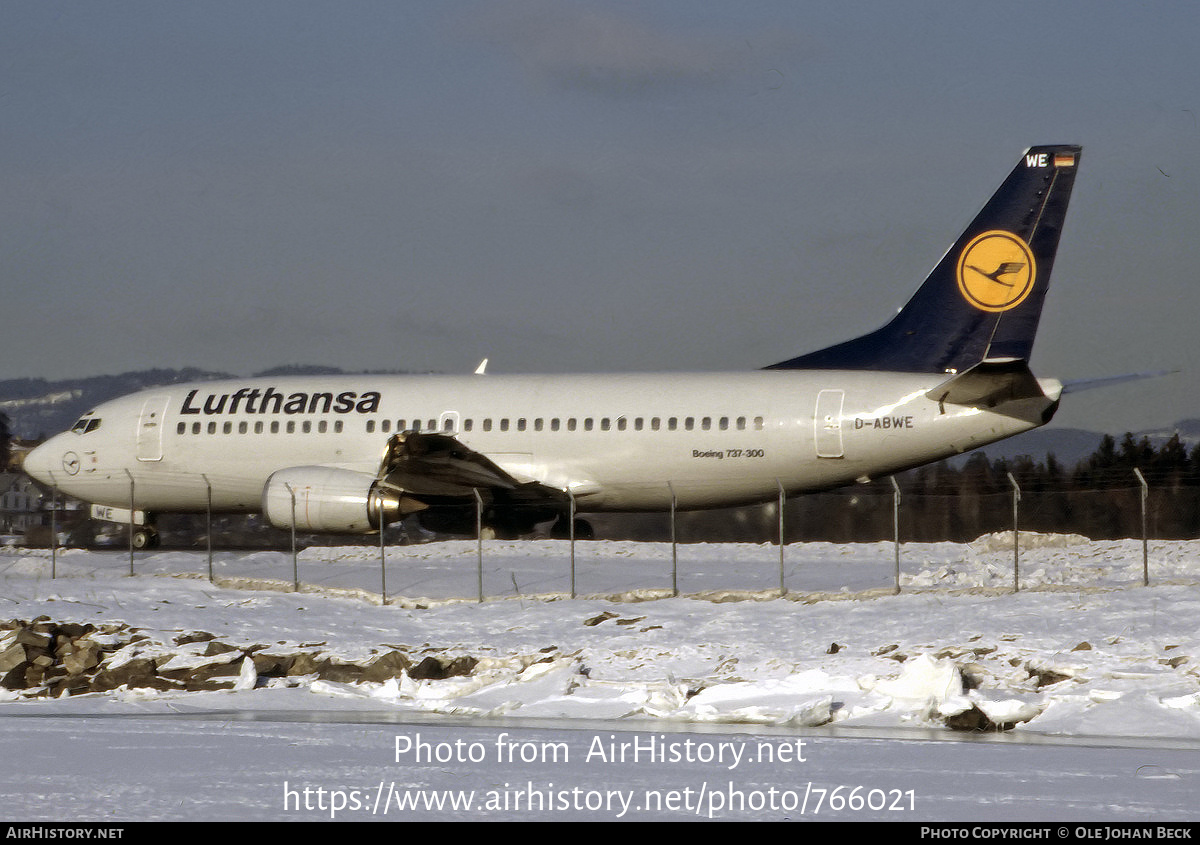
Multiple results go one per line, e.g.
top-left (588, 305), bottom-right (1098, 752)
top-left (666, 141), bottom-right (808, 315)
top-left (926, 358), bottom-right (1047, 408)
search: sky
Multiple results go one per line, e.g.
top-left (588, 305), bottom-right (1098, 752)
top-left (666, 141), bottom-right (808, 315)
top-left (3, 1), bottom-right (1199, 433)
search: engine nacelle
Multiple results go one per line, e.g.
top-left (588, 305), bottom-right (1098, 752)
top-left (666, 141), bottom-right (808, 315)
top-left (262, 466), bottom-right (403, 533)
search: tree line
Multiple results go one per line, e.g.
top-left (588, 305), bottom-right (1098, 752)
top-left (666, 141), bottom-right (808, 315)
top-left (0, 413), bottom-right (10, 471)
top-left (778, 432), bottom-right (1200, 543)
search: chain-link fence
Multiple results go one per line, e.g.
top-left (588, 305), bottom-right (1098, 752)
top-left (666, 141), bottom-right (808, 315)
top-left (10, 471), bottom-right (1199, 603)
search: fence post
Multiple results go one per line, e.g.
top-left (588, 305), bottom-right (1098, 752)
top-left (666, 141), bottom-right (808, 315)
top-left (568, 490), bottom-right (577, 599)
top-left (668, 482), bottom-right (678, 598)
top-left (202, 474), bottom-right (213, 583)
top-left (1007, 472), bottom-right (1020, 592)
top-left (776, 480), bottom-right (786, 597)
top-left (474, 489), bottom-right (484, 603)
top-left (286, 483), bottom-right (298, 592)
top-left (125, 469), bottom-right (135, 576)
top-left (49, 476), bottom-right (58, 580)
top-left (890, 476), bottom-right (901, 594)
top-left (1133, 467), bottom-right (1149, 586)
top-left (380, 510), bottom-right (388, 606)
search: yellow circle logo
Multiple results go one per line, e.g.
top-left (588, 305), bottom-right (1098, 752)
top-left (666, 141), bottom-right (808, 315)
top-left (956, 230), bottom-right (1036, 312)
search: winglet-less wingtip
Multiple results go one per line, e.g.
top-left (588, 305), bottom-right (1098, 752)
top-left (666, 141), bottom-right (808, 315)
top-left (1060, 370), bottom-right (1177, 395)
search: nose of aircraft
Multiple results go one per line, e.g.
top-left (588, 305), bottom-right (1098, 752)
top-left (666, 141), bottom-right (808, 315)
top-left (22, 436), bottom-right (68, 487)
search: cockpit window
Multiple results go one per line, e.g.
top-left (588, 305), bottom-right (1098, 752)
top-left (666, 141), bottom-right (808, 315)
top-left (71, 416), bottom-right (102, 434)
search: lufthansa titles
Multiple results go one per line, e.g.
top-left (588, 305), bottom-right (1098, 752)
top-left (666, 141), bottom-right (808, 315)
top-left (180, 387), bottom-right (382, 416)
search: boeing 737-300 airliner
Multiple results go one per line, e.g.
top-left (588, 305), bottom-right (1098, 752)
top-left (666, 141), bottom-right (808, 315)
top-left (24, 145), bottom-right (1083, 546)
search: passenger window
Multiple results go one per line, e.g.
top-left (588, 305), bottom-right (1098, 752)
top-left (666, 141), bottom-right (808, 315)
top-left (668, 417), bottom-right (677, 431)
top-left (755, 416), bottom-right (765, 430)
top-left (382, 420), bottom-right (391, 433)
top-left (719, 417), bottom-right (729, 431)
top-left (600, 418), bottom-right (610, 431)
top-left (500, 419), bottom-right (509, 432)
top-left (207, 422), bottom-right (216, 435)
top-left (701, 417), bottom-right (711, 430)
top-left (271, 421), bottom-right (280, 434)
top-left (192, 422), bottom-right (201, 434)
top-left (483, 419), bottom-right (492, 432)
top-left (239, 421), bottom-right (248, 434)
top-left (463, 419), bottom-right (473, 432)
top-left (517, 418), bottom-right (526, 431)
top-left (176, 422), bottom-right (186, 435)
top-left (651, 417), bottom-right (661, 431)
top-left (567, 419), bottom-right (577, 431)
top-left (334, 421), bottom-right (343, 433)
top-left (287, 421), bottom-right (296, 434)
top-left (737, 417), bottom-right (746, 431)
top-left (685, 417), bottom-right (694, 431)
top-left (551, 418), bottom-right (561, 431)
top-left (318, 420), bottom-right (327, 433)
top-left (255, 421), bottom-right (264, 434)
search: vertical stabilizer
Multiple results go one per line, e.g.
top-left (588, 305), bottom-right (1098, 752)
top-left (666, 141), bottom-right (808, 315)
top-left (767, 145), bottom-right (1081, 373)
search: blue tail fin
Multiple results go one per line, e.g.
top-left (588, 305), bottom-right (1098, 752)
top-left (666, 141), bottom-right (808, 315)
top-left (767, 145), bottom-right (1081, 373)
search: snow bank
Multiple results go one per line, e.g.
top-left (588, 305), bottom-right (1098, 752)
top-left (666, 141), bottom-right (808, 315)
top-left (3, 536), bottom-right (1200, 739)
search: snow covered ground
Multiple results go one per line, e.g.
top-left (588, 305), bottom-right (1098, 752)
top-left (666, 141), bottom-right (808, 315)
top-left (2, 534), bottom-right (1199, 822)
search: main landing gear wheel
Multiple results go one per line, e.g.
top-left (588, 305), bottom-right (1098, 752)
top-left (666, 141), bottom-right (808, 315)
top-left (551, 517), bottom-right (594, 540)
top-left (131, 527), bottom-right (159, 550)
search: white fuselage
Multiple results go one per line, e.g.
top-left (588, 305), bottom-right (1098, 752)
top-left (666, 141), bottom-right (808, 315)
top-left (20, 146), bottom-right (1085, 529)
top-left (24, 370), bottom-right (1061, 516)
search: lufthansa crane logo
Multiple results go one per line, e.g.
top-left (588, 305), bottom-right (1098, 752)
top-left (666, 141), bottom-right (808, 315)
top-left (956, 230), bottom-right (1036, 312)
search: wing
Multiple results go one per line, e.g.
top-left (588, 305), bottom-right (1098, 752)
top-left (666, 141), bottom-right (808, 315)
top-left (377, 431), bottom-right (569, 533)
